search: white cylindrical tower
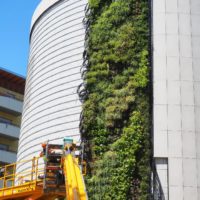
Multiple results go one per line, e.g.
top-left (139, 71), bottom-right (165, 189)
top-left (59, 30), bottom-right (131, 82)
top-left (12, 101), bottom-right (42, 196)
top-left (17, 0), bottom-right (87, 169)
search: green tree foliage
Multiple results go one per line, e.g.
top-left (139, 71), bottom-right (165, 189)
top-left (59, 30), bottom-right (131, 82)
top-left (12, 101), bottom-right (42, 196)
top-left (81, 0), bottom-right (151, 199)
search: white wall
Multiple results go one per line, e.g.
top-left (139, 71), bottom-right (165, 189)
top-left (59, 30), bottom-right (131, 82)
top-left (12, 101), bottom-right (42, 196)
top-left (17, 0), bottom-right (87, 171)
top-left (31, 0), bottom-right (60, 29)
top-left (153, 0), bottom-right (200, 199)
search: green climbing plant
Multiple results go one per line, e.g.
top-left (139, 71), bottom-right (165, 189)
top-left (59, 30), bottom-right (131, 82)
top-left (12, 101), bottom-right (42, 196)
top-left (81, 0), bottom-right (151, 199)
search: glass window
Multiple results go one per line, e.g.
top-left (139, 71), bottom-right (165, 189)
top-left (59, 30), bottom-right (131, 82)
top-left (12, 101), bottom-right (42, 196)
top-left (0, 144), bottom-right (9, 151)
top-left (0, 117), bottom-right (12, 124)
top-left (5, 92), bottom-right (16, 99)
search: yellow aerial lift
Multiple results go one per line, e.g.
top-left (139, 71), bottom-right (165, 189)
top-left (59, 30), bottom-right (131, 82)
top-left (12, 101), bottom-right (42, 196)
top-left (0, 138), bottom-right (88, 200)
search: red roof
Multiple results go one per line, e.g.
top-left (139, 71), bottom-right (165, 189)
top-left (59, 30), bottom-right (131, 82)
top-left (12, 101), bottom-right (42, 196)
top-left (0, 68), bottom-right (25, 95)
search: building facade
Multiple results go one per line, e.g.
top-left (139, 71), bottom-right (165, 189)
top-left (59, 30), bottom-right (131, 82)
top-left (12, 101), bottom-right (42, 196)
top-left (17, 0), bottom-right (87, 171)
top-left (153, 0), bottom-right (200, 199)
top-left (0, 68), bottom-right (25, 165)
top-left (16, 0), bottom-right (200, 199)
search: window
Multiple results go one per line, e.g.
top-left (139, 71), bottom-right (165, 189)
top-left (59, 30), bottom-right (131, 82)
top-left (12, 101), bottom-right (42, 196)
top-left (0, 117), bottom-right (12, 125)
top-left (0, 144), bottom-right (9, 151)
top-left (5, 92), bottom-right (16, 99)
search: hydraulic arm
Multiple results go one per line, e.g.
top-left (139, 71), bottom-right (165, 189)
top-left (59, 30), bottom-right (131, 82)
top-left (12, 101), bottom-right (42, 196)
top-left (64, 154), bottom-right (87, 200)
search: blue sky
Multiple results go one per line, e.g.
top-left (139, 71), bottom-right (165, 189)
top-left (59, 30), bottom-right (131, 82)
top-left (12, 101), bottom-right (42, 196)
top-left (0, 0), bottom-right (41, 77)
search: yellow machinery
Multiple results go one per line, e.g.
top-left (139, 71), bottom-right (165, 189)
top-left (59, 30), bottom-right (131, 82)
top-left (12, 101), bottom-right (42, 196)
top-left (0, 138), bottom-right (87, 200)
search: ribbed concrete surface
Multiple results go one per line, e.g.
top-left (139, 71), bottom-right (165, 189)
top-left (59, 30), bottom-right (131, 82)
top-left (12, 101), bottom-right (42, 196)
top-left (17, 0), bottom-right (87, 169)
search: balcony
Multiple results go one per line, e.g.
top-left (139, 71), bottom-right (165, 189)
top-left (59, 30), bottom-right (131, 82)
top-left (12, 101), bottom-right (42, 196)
top-left (0, 96), bottom-right (23, 116)
top-left (0, 149), bottom-right (16, 164)
top-left (0, 123), bottom-right (20, 140)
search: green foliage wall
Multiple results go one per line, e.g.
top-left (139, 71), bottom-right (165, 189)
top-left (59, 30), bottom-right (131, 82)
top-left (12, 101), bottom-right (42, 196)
top-left (80, 0), bottom-right (151, 199)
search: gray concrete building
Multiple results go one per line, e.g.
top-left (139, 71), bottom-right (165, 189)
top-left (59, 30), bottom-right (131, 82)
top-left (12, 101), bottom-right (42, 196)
top-left (153, 0), bottom-right (200, 199)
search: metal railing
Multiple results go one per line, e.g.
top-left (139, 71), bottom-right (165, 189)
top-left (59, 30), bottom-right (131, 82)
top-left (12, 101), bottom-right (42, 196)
top-left (0, 122), bottom-right (20, 140)
top-left (0, 93), bottom-right (23, 102)
top-left (0, 157), bottom-right (44, 190)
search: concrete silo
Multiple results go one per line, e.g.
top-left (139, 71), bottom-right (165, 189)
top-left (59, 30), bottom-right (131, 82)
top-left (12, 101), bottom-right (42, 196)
top-left (17, 0), bottom-right (87, 169)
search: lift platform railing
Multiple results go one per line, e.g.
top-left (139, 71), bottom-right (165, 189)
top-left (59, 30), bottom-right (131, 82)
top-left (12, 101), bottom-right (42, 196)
top-left (0, 157), bottom-right (44, 192)
top-left (0, 138), bottom-right (88, 200)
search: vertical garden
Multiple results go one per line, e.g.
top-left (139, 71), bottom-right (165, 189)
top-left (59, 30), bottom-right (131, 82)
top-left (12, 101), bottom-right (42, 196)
top-left (80, 0), bottom-right (151, 199)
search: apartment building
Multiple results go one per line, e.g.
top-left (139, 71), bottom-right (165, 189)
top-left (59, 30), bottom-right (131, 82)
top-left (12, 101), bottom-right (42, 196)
top-left (0, 68), bottom-right (25, 165)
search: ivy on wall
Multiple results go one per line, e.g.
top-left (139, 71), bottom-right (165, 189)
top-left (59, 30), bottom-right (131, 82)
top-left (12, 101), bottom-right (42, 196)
top-left (80, 0), bottom-right (151, 199)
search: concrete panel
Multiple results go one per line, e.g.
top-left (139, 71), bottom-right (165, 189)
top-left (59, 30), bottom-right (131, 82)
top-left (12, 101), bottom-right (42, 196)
top-left (154, 13), bottom-right (166, 34)
top-left (180, 36), bottom-right (192, 58)
top-left (153, 0), bottom-right (165, 13)
top-left (198, 160), bottom-right (200, 186)
top-left (182, 106), bottom-right (195, 131)
top-left (169, 158), bottom-right (183, 186)
top-left (195, 82), bottom-right (200, 106)
top-left (154, 81), bottom-right (167, 105)
top-left (154, 56), bottom-right (167, 81)
top-left (168, 131), bottom-right (182, 157)
top-left (154, 105), bottom-right (168, 131)
top-left (154, 132), bottom-right (168, 157)
top-left (178, 0), bottom-right (190, 13)
top-left (167, 81), bottom-right (180, 105)
top-left (169, 186), bottom-right (183, 200)
top-left (197, 136), bottom-right (200, 159)
top-left (166, 0), bottom-right (178, 13)
top-left (167, 57), bottom-right (180, 81)
top-left (168, 105), bottom-right (181, 131)
top-left (166, 13), bottom-right (178, 34)
top-left (192, 15), bottom-right (200, 35)
top-left (181, 81), bottom-right (194, 106)
top-left (182, 132), bottom-right (196, 158)
top-left (196, 107), bottom-right (200, 132)
top-left (191, 0), bottom-right (200, 14)
top-left (179, 14), bottom-right (191, 35)
top-left (154, 35), bottom-right (166, 56)
top-left (180, 57), bottom-right (193, 81)
top-left (166, 35), bottom-right (179, 57)
top-left (183, 158), bottom-right (197, 187)
top-left (192, 36), bottom-right (200, 58)
top-left (184, 187), bottom-right (198, 200)
top-left (193, 59), bottom-right (200, 81)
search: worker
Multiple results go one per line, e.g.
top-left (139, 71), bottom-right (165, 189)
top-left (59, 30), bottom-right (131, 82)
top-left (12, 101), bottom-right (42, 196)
top-left (64, 143), bottom-right (76, 155)
top-left (55, 170), bottom-right (64, 188)
top-left (0, 167), bottom-right (4, 177)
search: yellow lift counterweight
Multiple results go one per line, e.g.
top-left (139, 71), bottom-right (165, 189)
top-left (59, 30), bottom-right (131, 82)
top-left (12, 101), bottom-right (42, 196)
top-left (0, 138), bottom-right (88, 200)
